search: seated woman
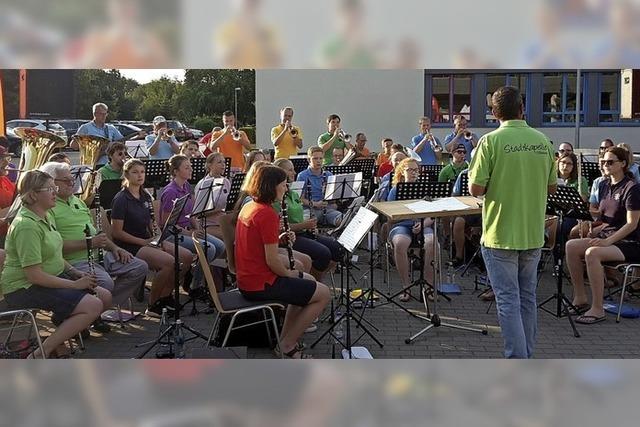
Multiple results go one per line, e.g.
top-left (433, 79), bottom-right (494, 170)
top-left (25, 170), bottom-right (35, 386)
top-left (235, 165), bottom-right (331, 358)
top-left (386, 158), bottom-right (438, 302)
top-left (274, 158), bottom-right (342, 281)
top-left (193, 152), bottom-right (231, 241)
top-left (566, 147), bottom-right (640, 324)
top-left (110, 159), bottom-right (194, 318)
top-left (160, 155), bottom-right (226, 292)
top-left (0, 170), bottom-right (106, 358)
top-left (243, 150), bottom-right (267, 173)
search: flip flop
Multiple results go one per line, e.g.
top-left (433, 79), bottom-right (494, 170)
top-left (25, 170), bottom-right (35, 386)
top-left (566, 303), bottom-right (590, 315)
top-left (399, 292), bottom-right (411, 302)
top-left (575, 314), bottom-right (606, 325)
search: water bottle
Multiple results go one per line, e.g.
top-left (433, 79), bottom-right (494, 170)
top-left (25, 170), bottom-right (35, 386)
top-left (334, 310), bottom-right (344, 340)
top-left (175, 319), bottom-right (186, 359)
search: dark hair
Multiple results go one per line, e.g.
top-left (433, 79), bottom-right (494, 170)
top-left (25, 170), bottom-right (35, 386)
top-left (390, 143), bottom-right (404, 152)
top-left (167, 154), bottom-right (189, 177)
top-left (491, 86), bottom-right (523, 121)
top-left (355, 132), bottom-right (366, 141)
top-left (326, 114), bottom-right (341, 124)
top-left (382, 138), bottom-right (393, 144)
top-left (307, 146), bottom-right (323, 156)
top-left (222, 110), bottom-right (234, 118)
top-left (557, 152), bottom-right (578, 181)
top-left (558, 141), bottom-right (574, 150)
top-left (244, 150), bottom-right (268, 173)
top-left (602, 138), bottom-right (614, 147)
top-left (605, 146), bottom-right (631, 175)
top-left (47, 152), bottom-right (70, 163)
top-left (107, 141), bottom-right (127, 159)
top-left (246, 165), bottom-right (287, 204)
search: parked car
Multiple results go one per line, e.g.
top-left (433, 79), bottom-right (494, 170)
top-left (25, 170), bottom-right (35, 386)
top-left (57, 119), bottom-right (88, 140)
top-left (6, 119), bottom-right (69, 157)
top-left (189, 128), bottom-right (204, 139)
top-left (113, 123), bottom-right (145, 140)
top-left (2, 127), bottom-right (22, 158)
top-left (166, 120), bottom-right (193, 141)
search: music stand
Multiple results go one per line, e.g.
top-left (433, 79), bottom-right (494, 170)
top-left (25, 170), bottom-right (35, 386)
top-left (70, 165), bottom-right (93, 198)
top-left (324, 172), bottom-right (363, 202)
top-left (580, 155), bottom-right (601, 188)
top-left (223, 157), bottom-right (232, 178)
top-left (143, 159), bottom-right (170, 190)
top-left (418, 165), bottom-right (442, 183)
top-left (538, 185), bottom-right (592, 338)
top-left (288, 181), bottom-right (304, 198)
top-left (125, 140), bottom-right (150, 159)
top-left (310, 207), bottom-right (382, 358)
top-left (98, 179), bottom-right (122, 211)
top-left (137, 194), bottom-right (208, 358)
top-left (188, 157), bottom-right (207, 186)
top-left (290, 156), bottom-right (309, 176)
top-left (224, 172), bottom-right (246, 212)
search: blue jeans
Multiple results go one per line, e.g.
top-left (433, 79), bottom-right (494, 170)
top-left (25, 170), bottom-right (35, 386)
top-left (481, 246), bottom-right (541, 359)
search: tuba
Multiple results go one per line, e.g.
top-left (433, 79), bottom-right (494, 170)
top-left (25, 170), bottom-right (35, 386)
top-left (3, 128), bottom-right (67, 221)
top-left (72, 134), bottom-right (109, 205)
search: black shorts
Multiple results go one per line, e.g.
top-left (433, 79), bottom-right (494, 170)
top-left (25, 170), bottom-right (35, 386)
top-left (614, 240), bottom-right (640, 263)
top-left (241, 276), bottom-right (317, 307)
top-left (464, 214), bottom-right (482, 228)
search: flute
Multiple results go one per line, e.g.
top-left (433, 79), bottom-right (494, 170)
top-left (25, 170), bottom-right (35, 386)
top-left (83, 225), bottom-right (98, 295)
top-left (281, 188), bottom-right (296, 270)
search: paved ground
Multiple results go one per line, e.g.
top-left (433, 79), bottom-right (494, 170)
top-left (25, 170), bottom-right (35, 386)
top-left (17, 243), bottom-right (636, 360)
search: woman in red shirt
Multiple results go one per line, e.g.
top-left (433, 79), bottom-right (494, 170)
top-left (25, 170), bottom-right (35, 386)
top-left (235, 166), bottom-right (330, 358)
top-left (0, 146), bottom-right (16, 245)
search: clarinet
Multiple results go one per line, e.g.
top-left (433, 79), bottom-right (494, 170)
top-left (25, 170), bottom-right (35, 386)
top-left (144, 190), bottom-right (161, 246)
top-left (305, 179), bottom-right (318, 239)
top-left (321, 173), bottom-right (328, 218)
top-left (93, 188), bottom-right (104, 264)
top-left (83, 225), bottom-right (97, 295)
top-left (281, 189), bottom-right (296, 270)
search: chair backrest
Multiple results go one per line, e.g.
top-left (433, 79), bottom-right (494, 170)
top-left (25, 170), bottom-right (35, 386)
top-left (218, 214), bottom-right (236, 275)
top-left (192, 235), bottom-right (225, 313)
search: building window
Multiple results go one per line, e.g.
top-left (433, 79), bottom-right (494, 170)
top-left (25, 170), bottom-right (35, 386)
top-left (542, 72), bottom-right (584, 124)
top-left (485, 73), bottom-right (529, 124)
top-left (431, 74), bottom-right (472, 124)
top-left (599, 72), bottom-right (620, 123)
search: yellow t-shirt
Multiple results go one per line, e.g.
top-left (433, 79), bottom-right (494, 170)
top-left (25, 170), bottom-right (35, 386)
top-left (271, 124), bottom-right (303, 159)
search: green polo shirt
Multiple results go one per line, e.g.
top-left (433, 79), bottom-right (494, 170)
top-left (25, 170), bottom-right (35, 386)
top-left (98, 163), bottom-right (123, 181)
top-left (0, 207), bottom-right (66, 295)
top-left (50, 195), bottom-right (97, 263)
top-left (469, 120), bottom-right (556, 250)
top-left (438, 161), bottom-right (469, 183)
top-left (272, 190), bottom-right (304, 224)
top-left (318, 132), bottom-right (346, 166)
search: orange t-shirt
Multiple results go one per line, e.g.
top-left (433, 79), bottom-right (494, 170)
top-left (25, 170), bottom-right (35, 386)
top-left (212, 130), bottom-right (246, 169)
top-left (0, 176), bottom-right (15, 237)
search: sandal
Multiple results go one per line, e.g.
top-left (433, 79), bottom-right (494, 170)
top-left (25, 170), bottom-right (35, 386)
top-left (399, 291), bottom-right (411, 302)
top-left (575, 314), bottom-right (606, 325)
top-left (566, 303), bottom-right (589, 315)
top-left (275, 346), bottom-right (313, 359)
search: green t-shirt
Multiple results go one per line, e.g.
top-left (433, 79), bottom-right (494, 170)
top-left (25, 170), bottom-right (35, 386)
top-left (468, 120), bottom-right (556, 250)
top-left (98, 163), bottom-right (123, 181)
top-left (51, 195), bottom-right (97, 263)
top-left (272, 190), bottom-right (304, 225)
top-left (438, 161), bottom-right (469, 183)
top-left (559, 176), bottom-right (589, 200)
top-left (0, 207), bottom-right (66, 295)
top-left (318, 132), bottom-right (346, 166)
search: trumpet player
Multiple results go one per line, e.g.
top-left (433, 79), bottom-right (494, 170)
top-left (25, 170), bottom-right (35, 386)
top-left (272, 106), bottom-right (303, 160)
top-left (444, 115), bottom-right (477, 161)
top-left (208, 110), bottom-right (252, 172)
top-left (318, 114), bottom-right (353, 166)
top-left (39, 161), bottom-right (149, 330)
top-left (410, 116), bottom-right (443, 165)
top-left (146, 116), bottom-right (181, 160)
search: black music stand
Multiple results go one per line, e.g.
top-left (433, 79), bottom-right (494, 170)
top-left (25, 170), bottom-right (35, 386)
top-left (290, 157), bottom-right (310, 176)
top-left (143, 159), bottom-right (170, 190)
top-left (126, 141), bottom-right (150, 159)
top-left (395, 181), bottom-right (488, 344)
top-left (223, 157), bottom-right (232, 178)
top-left (324, 172), bottom-right (363, 202)
top-left (224, 172), bottom-right (246, 212)
top-left (98, 179), bottom-right (123, 211)
top-left (310, 206), bottom-right (381, 358)
top-left (137, 194), bottom-right (208, 358)
top-left (188, 157), bottom-right (207, 185)
top-left (580, 155), bottom-right (601, 188)
top-left (70, 165), bottom-right (93, 198)
top-left (326, 158), bottom-right (376, 198)
top-left (538, 185), bottom-right (592, 338)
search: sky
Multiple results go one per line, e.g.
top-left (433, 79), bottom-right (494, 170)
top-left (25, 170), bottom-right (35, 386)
top-left (115, 69), bottom-right (185, 84)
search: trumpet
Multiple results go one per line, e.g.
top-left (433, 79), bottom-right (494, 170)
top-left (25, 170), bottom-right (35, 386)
top-left (166, 129), bottom-right (174, 138)
top-left (290, 126), bottom-right (298, 137)
top-left (337, 129), bottom-right (352, 143)
top-left (464, 130), bottom-right (473, 141)
top-left (232, 127), bottom-right (241, 141)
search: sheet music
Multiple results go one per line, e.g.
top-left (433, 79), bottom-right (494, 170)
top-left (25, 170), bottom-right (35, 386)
top-left (405, 197), bottom-right (473, 214)
top-left (191, 177), bottom-right (226, 216)
top-left (289, 181), bottom-right (304, 197)
top-left (125, 140), bottom-right (150, 158)
top-left (325, 172), bottom-right (363, 200)
top-left (337, 206), bottom-right (378, 253)
top-left (69, 165), bottom-right (93, 195)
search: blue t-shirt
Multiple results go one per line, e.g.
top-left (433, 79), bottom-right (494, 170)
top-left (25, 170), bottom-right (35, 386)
top-left (76, 121), bottom-right (124, 164)
top-left (386, 186), bottom-right (414, 228)
top-left (444, 131), bottom-right (476, 162)
top-left (296, 168), bottom-right (333, 202)
top-left (145, 134), bottom-right (179, 160)
top-left (409, 133), bottom-right (443, 165)
top-left (589, 176), bottom-right (607, 206)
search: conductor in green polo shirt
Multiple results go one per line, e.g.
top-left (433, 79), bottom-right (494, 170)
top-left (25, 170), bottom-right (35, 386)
top-left (469, 86), bottom-right (556, 359)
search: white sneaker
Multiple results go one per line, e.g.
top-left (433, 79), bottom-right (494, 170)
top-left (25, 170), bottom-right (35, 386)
top-left (304, 323), bottom-right (318, 333)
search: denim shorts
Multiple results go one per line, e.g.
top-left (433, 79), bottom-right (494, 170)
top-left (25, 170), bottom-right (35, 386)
top-left (388, 224), bottom-right (433, 242)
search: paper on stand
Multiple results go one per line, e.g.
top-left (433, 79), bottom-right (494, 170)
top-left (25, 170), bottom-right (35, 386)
top-left (405, 197), bottom-right (474, 214)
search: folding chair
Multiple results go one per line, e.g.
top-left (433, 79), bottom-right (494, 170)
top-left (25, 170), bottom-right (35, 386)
top-left (0, 309), bottom-right (46, 359)
top-left (604, 263), bottom-right (640, 322)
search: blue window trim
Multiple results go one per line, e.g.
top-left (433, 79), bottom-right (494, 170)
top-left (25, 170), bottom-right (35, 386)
top-left (431, 74), bottom-right (474, 128)
top-left (541, 73), bottom-right (585, 127)
top-left (598, 72), bottom-right (624, 125)
top-left (484, 73), bottom-right (531, 128)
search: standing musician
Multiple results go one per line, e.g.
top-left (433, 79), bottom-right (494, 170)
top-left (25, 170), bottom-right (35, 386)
top-left (193, 152), bottom-right (231, 241)
top-left (160, 155), bottom-right (226, 292)
top-left (145, 116), bottom-right (181, 160)
top-left (566, 146), bottom-right (640, 325)
top-left (0, 171), bottom-right (105, 358)
top-left (386, 158), bottom-right (438, 302)
top-left (296, 147), bottom-right (342, 227)
top-left (0, 146), bottom-right (16, 246)
top-left (97, 142), bottom-right (127, 182)
top-left (444, 115), bottom-right (478, 161)
top-left (110, 159), bottom-right (193, 318)
top-left (271, 106), bottom-right (303, 160)
top-left (317, 114), bottom-right (353, 166)
top-left (410, 117), bottom-right (443, 166)
top-left (207, 110), bottom-right (252, 172)
top-left (376, 138), bottom-right (394, 170)
top-left (235, 165), bottom-right (330, 359)
top-left (39, 162), bottom-right (149, 329)
top-left (274, 158), bottom-right (343, 281)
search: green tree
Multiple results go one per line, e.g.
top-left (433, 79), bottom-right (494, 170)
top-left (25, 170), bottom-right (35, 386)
top-left (74, 69), bottom-right (139, 119)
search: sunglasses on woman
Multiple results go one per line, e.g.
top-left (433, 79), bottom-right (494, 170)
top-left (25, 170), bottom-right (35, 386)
top-left (600, 159), bottom-right (620, 166)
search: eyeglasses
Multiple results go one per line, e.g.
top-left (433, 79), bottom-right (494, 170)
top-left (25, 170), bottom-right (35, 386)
top-left (599, 146), bottom-right (611, 150)
top-left (455, 150), bottom-right (467, 154)
top-left (558, 149), bottom-right (572, 154)
top-left (600, 159), bottom-right (620, 166)
top-left (405, 167), bottom-right (420, 173)
top-left (55, 177), bottom-right (75, 185)
top-left (36, 186), bottom-right (59, 193)
top-left (559, 161), bottom-right (574, 166)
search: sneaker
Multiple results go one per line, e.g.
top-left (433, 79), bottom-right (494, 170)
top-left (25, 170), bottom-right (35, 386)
top-left (159, 296), bottom-right (179, 311)
top-left (304, 323), bottom-right (318, 334)
top-left (91, 319), bottom-right (111, 334)
top-left (145, 300), bottom-right (170, 318)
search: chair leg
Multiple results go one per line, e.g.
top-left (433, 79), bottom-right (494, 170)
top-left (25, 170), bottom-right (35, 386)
top-left (221, 312), bottom-right (241, 348)
top-left (205, 313), bottom-right (221, 348)
top-left (262, 308), bottom-right (274, 347)
top-left (265, 307), bottom-right (283, 359)
top-left (617, 266), bottom-right (632, 323)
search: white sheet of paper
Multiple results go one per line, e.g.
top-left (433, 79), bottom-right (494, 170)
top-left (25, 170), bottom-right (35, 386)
top-left (125, 140), bottom-right (150, 158)
top-left (337, 206), bottom-right (378, 253)
top-left (325, 172), bottom-right (362, 200)
top-left (405, 197), bottom-right (473, 214)
top-left (289, 181), bottom-right (304, 197)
